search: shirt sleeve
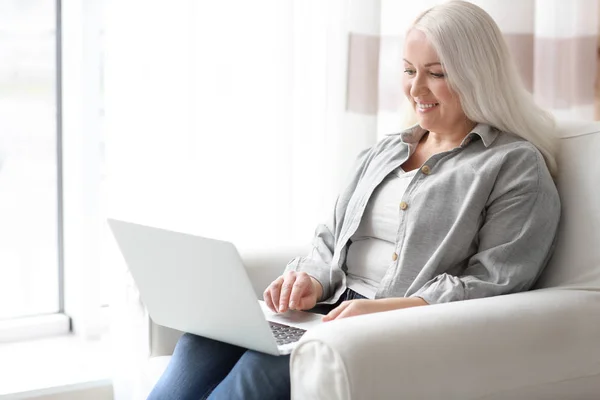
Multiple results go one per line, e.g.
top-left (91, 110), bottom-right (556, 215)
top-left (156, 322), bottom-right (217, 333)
top-left (283, 211), bottom-right (342, 301)
top-left (284, 147), bottom-right (373, 302)
top-left (410, 145), bottom-right (561, 304)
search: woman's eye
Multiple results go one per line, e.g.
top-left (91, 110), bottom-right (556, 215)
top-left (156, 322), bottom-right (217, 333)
top-left (403, 69), bottom-right (416, 76)
top-left (431, 72), bottom-right (445, 78)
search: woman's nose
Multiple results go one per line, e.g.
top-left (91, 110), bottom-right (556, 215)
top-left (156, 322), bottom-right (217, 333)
top-left (410, 75), bottom-right (428, 98)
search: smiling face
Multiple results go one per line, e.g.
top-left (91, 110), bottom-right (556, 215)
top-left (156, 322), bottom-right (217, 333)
top-left (403, 29), bottom-right (469, 135)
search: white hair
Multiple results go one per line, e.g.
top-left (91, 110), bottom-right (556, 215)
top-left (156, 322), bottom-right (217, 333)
top-left (407, 0), bottom-right (558, 177)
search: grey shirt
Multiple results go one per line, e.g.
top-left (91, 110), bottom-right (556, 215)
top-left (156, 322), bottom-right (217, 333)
top-left (284, 123), bottom-right (561, 305)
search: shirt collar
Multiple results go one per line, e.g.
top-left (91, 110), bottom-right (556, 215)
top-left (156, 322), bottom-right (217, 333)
top-left (392, 123), bottom-right (499, 148)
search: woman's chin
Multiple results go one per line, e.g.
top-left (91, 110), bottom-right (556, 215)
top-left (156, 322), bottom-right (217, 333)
top-left (416, 117), bottom-right (435, 131)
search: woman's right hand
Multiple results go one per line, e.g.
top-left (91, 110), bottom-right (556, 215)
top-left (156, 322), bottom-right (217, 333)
top-left (263, 271), bottom-right (323, 313)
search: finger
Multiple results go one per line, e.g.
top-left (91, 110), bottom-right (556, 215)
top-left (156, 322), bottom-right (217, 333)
top-left (322, 301), bottom-right (350, 322)
top-left (268, 277), bottom-right (284, 312)
top-left (289, 274), bottom-right (310, 310)
top-left (278, 274), bottom-right (297, 313)
top-left (263, 288), bottom-right (277, 313)
top-left (297, 293), bottom-right (317, 311)
top-left (326, 301), bottom-right (358, 321)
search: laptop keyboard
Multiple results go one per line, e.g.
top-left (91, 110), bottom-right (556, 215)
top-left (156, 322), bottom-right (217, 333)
top-left (269, 321), bottom-right (307, 345)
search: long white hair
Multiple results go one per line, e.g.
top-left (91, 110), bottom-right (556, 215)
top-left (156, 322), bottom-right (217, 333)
top-left (406, 0), bottom-right (558, 177)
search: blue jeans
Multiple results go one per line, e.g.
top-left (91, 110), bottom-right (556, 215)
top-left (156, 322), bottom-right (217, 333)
top-left (147, 288), bottom-right (366, 400)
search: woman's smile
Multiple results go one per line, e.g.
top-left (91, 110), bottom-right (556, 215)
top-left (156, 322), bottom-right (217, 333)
top-left (415, 101), bottom-right (440, 113)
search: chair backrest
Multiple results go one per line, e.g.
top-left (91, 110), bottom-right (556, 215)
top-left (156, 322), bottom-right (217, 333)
top-left (534, 121), bottom-right (600, 290)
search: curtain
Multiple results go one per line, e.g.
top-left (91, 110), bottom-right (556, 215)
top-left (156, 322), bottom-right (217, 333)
top-left (104, 1), bottom-right (382, 398)
top-left (104, 0), bottom-right (383, 249)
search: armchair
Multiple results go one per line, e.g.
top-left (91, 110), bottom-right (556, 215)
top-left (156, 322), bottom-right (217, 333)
top-left (113, 121), bottom-right (600, 399)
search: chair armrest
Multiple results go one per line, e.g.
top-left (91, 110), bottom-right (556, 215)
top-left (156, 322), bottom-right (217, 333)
top-left (290, 288), bottom-right (600, 400)
top-left (149, 245), bottom-right (306, 357)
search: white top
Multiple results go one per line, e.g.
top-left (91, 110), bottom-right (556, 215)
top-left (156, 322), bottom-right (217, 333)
top-left (346, 167), bottom-right (418, 298)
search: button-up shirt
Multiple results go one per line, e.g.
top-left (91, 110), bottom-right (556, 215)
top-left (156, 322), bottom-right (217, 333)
top-left (285, 123), bottom-right (561, 305)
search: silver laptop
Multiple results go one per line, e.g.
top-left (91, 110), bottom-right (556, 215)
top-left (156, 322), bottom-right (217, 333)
top-left (107, 218), bottom-right (323, 356)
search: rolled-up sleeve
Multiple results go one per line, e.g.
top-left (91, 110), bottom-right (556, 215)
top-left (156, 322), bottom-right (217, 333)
top-left (284, 214), bottom-right (342, 301)
top-left (411, 145), bottom-right (561, 304)
top-left (284, 147), bottom-right (373, 301)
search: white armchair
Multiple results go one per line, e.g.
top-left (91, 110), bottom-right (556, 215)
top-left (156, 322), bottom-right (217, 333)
top-left (113, 121), bottom-right (600, 400)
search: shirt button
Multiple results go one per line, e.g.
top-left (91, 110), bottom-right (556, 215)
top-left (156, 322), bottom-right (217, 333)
top-left (421, 165), bottom-right (431, 175)
top-left (392, 252), bottom-right (398, 261)
top-left (399, 201), bottom-right (408, 210)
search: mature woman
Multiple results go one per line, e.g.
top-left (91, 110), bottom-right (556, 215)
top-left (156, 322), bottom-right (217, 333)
top-left (148, 1), bottom-right (560, 399)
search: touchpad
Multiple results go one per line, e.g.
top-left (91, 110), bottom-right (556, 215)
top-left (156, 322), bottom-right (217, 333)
top-left (259, 300), bottom-right (324, 330)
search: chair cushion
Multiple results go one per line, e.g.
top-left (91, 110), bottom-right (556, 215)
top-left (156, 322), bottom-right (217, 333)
top-left (535, 121), bottom-right (600, 290)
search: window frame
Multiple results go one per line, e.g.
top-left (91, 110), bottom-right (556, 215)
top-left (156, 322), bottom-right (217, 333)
top-left (0, 0), bottom-right (108, 342)
top-left (0, 0), bottom-right (68, 336)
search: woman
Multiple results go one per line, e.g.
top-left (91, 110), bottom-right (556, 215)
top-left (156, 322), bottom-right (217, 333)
top-left (148, 1), bottom-right (560, 399)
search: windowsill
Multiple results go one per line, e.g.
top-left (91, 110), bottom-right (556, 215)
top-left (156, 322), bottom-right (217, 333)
top-left (0, 333), bottom-right (112, 398)
top-left (0, 314), bottom-right (70, 342)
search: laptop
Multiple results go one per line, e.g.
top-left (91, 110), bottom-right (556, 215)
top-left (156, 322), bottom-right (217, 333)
top-left (107, 218), bottom-right (324, 356)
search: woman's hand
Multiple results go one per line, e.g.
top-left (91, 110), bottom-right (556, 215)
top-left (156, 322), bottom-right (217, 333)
top-left (263, 271), bottom-right (323, 313)
top-left (323, 297), bottom-right (428, 322)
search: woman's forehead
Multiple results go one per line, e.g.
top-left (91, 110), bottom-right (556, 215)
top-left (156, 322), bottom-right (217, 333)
top-left (403, 29), bottom-right (440, 64)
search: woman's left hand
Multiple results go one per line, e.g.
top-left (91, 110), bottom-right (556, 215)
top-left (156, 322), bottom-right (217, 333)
top-left (322, 297), bottom-right (428, 322)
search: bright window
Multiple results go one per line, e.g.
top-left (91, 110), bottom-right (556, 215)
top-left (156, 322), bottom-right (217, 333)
top-left (0, 0), bottom-right (59, 319)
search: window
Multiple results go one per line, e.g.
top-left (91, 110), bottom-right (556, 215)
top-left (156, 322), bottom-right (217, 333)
top-left (0, 0), bottom-right (60, 320)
